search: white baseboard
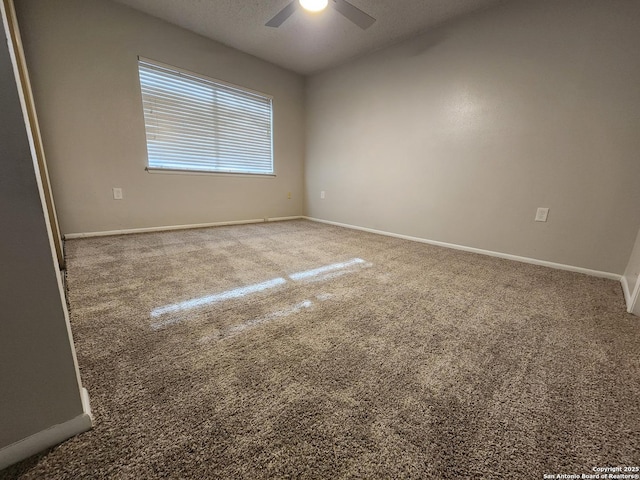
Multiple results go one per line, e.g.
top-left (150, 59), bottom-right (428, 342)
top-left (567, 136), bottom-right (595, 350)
top-left (80, 387), bottom-right (93, 421)
top-left (625, 275), bottom-right (640, 316)
top-left (621, 276), bottom-right (632, 312)
top-left (64, 216), bottom-right (304, 239)
top-left (267, 216), bottom-right (303, 222)
top-left (304, 216), bottom-right (622, 281)
top-left (0, 389), bottom-right (93, 470)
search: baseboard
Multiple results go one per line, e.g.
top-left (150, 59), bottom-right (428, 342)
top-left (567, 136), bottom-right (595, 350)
top-left (626, 276), bottom-right (640, 316)
top-left (267, 216), bottom-right (303, 222)
top-left (0, 393), bottom-right (93, 470)
top-left (80, 387), bottom-right (93, 421)
top-left (64, 216), bottom-right (304, 239)
top-left (304, 216), bottom-right (622, 281)
top-left (621, 276), bottom-right (632, 312)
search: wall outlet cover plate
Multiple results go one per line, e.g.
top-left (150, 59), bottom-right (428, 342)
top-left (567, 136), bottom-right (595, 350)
top-left (535, 207), bottom-right (549, 222)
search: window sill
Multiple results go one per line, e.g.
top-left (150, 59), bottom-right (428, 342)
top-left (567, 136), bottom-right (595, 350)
top-left (145, 167), bottom-right (276, 178)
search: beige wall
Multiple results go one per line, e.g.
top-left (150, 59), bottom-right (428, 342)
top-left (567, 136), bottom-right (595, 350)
top-left (15, 0), bottom-right (305, 235)
top-left (0, 15), bottom-right (84, 450)
top-left (305, 0), bottom-right (640, 274)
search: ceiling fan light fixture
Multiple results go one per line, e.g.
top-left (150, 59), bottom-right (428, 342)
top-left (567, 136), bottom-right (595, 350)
top-left (299, 0), bottom-right (329, 13)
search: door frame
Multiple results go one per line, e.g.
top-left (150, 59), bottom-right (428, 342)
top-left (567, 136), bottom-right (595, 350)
top-left (2, 0), bottom-right (65, 269)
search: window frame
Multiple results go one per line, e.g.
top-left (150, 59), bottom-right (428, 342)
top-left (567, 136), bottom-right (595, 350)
top-left (137, 57), bottom-right (275, 177)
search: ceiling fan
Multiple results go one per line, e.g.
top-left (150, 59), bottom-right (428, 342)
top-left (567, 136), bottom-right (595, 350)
top-left (266, 0), bottom-right (376, 30)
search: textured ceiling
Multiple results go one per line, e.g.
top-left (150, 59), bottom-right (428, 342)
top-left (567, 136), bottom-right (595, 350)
top-left (112, 0), bottom-right (507, 75)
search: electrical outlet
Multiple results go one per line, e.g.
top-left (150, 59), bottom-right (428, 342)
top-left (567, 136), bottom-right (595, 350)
top-left (113, 187), bottom-right (123, 200)
top-left (535, 207), bottom-right (549, 222)
top-left (320, 191), bottom-right (325, 199)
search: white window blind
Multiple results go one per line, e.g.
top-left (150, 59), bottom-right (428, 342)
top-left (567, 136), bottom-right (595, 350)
top-left (138, 59), bottom-right (274, 175)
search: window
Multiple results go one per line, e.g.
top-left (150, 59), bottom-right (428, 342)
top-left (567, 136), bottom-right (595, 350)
top-left (138, 58), bottom-right (274, 175)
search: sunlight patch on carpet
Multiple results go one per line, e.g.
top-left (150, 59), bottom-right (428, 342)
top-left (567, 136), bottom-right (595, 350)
top-left (150, 258), bottom-right (369, 330)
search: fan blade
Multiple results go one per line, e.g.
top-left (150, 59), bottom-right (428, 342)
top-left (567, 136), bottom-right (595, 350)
top-left (266, 1), bottom-right (297, 27)
top-left (332, 0), bottom-right (376, 30)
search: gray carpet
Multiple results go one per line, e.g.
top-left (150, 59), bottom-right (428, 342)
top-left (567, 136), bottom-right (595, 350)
top-left (3, 219), bottom-right (639, 479)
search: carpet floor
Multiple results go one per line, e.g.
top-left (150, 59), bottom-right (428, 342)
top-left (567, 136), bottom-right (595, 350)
top-left (2, 219), bottom-right (639, 479)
